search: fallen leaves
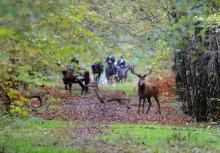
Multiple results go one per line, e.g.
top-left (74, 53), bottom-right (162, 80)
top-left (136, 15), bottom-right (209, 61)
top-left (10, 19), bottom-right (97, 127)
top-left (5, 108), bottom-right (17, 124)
top-left (37, 92), bottom-right (191, 126)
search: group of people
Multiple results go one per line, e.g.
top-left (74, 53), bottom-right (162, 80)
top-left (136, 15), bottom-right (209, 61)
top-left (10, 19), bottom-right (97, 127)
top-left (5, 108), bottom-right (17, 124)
top-left (64, 54), bottom-right (127, 80)
top-left (66, 54), bottom-right (126, 71)
top-left (105, 54), bottom-right (126, 68)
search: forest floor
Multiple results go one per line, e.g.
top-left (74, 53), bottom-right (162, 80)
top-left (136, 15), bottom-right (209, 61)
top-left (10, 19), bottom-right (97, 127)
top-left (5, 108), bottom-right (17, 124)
top-left (1, 79), bottom-right (220, 153)
top-left (37, 77), bottom-right (190, 125)
top-left (37, 92), bottom-right (191, 126)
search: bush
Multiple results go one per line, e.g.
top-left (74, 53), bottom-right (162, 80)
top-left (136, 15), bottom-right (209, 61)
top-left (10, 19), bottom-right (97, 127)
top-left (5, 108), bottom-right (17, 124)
top-left (0, 80), bottom-right (29, 117)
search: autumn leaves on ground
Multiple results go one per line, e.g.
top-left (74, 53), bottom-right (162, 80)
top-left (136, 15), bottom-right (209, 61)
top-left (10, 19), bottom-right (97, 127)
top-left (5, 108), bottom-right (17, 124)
top-left (1, 78), bottom-right (220, 153)
top-left (37, 77), bottom-right (190, 126)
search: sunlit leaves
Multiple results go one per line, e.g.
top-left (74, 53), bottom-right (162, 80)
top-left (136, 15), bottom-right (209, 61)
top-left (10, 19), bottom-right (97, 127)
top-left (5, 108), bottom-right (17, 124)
top-left (194, 14), bottom-right (220, 24)
top-left (0, 28), bottom-right (14, 37)
top-left (0, 0), bottom-right (113, 87)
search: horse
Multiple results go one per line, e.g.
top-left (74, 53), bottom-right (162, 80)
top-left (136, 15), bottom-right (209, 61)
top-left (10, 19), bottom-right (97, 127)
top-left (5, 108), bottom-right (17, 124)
top-left (105, 63), bottom-right (117, 84)
top-left (116, 65), bottom-right (132, 83)
top-left (62, 70), bottom-right (90, 94)
top-left (91, 62), bottom-right (104, 83)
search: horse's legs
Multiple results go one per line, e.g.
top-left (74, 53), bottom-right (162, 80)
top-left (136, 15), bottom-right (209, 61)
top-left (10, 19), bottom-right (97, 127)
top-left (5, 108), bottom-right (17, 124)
top-left (97, 77), bottom-right (100, 83)
top-left (107, 76), bottom-right (110, 84)
top-left (95, 76), bottom-right (98, 83)
top-left (118, 77), bottom-right (122, 83)
top-left (68, 83), bottom-right (72, 93)
top-left (65, 84), bottom-right (67, 90)
top-left (85, 83), bottom-right (89, 93)
top-left (97, 73), bottom-right (101, 83)
top-left (94, 74), bottom-right (98, 83)
top-left (124, 76), bottom-right (127, 83)
top-left (138, 98), bottom-right (141, 114)
top-left (146, 97), bottom-right (152, 114)
top-left (77, 79), bottom-right (85, 95)
top-left (154, 96), bottom-right (161, 114)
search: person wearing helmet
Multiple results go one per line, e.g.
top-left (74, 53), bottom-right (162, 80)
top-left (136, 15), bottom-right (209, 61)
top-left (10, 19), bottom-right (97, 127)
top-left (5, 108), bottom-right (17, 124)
top-left (66, 64), bottom-right (73, 71)
top-left (117, 56), bottom-right (126, 68)
top-left (106, 54), bottom-right (115, 65)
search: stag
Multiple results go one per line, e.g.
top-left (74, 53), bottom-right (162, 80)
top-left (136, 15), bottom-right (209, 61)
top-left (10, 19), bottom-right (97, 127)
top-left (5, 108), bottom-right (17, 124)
top-left (131, 66), bottom-right (161, 114)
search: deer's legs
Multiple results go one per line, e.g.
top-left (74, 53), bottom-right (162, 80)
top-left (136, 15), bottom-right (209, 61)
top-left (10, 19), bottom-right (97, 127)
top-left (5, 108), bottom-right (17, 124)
top-left (97, 99), bottom-right (106, 112)
top-left (101, 101), bottom-right (106, 111)
top-left (138, 98), bottom-right (141, 114)
top-left (127, 99), bottom-right (131, 110)
top-left (37, 96), bottom-right (43, 107)
top-left (117, 99), bottom-right (122, 104)
top-left (155, 96), bottom-right (161, 114)
top-left (146, 97), bottom-right (152, 114)
top-left (142, 98), bottom-right (146, 114)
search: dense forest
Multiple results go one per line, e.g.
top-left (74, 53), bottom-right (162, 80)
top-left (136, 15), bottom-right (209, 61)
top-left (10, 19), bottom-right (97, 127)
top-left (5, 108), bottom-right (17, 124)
top-left (1, 0), bottom-right (220, 153)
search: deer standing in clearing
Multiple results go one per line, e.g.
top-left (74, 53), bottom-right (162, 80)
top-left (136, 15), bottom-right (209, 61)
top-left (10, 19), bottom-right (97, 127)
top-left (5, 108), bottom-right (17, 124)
top-left (131, 66), bottom-right (161, 114)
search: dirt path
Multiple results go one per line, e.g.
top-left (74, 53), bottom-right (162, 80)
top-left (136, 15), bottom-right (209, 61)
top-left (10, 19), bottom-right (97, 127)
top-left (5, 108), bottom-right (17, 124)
top-left (37, 93), bottom-right (191, 126)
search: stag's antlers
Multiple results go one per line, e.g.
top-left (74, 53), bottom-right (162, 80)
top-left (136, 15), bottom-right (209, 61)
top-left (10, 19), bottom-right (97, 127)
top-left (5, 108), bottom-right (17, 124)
top-left (131, 65), bottom-right (152, 78)
top-left (130, 66), bottom-right (141, 77)
top-left (143, 66), bottom-right (152, 78)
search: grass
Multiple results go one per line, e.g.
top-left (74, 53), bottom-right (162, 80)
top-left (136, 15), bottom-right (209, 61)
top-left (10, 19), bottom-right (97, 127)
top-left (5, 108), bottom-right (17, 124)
top-left (0, 117), bottom-right (84, 153)
top-left (96, 124), bottom-right (220, 152)
top-left (1, 116), bottom-right (220, 153)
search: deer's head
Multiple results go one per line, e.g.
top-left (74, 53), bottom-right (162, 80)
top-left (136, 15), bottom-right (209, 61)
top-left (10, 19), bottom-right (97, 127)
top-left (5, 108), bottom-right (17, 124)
top-left (131, 66), bottom-right (152, 87)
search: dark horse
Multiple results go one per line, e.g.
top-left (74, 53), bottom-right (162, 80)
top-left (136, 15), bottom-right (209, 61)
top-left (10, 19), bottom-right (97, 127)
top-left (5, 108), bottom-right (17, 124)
top-left (116, 65), bottom-right (132, 83)
top-left (91, 62), bottom-right (104, 83)
top-left (105, 63), bottom-right (117, 84)
top-left (62, 70), bottom-right (90, 94)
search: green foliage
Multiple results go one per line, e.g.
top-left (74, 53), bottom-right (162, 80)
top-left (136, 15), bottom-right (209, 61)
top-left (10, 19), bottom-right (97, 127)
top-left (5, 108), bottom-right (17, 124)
top-left (0, 81), bottom-right (29, 117)
top-left (0, 0), bottom-right (175, 89)
top-left (0, 27), bottom-right (13, 36)
top-left (0, 0), bottom-right (111, 88)
top-left (162, 0), bottom-right (220, 121)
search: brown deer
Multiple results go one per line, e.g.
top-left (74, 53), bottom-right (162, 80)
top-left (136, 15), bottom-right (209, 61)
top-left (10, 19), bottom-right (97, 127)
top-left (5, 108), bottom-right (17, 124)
top-left (131, 66), bottom-right (161, 114)
top-left (19, 84), bottom-right (50, 108)
top-left (88, 81), bottom-right (130, 110)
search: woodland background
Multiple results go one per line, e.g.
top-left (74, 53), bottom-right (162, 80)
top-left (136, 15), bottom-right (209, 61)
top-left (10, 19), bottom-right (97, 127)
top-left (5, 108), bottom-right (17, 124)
top-left (1, 1), bottom-right (220, 152)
